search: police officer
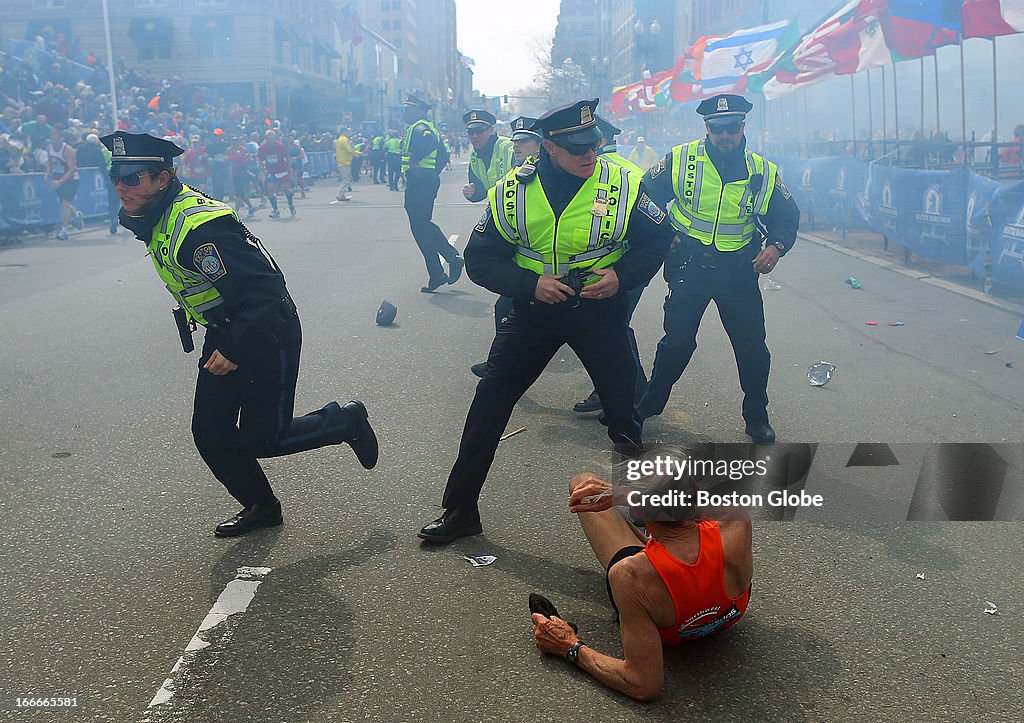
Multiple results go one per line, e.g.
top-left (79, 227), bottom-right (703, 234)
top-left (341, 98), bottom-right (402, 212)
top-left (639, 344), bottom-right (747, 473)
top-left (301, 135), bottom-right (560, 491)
top-left (510, 115), bottom-right (542, 165)
top-left (572, 115), bottom-right (648, 414)
top-left (100, 131), bottom-right (379, 536)
top-left (469, 115), bottom-right (542, 379)
top-left (384, 128), bottom-right (402, 191)
top-left (462, 109), bottom-right (515, 202)
top-left (635, 94), bottom-right (800, 444)
top-left (401, 95), bottom-right (463, 292)
top-left (418, 99), bottom-right (675, 543)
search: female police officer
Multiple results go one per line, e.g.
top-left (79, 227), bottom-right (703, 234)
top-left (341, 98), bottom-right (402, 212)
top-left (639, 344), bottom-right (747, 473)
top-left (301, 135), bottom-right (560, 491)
top-left (101, 131), bottom-right (379, 537)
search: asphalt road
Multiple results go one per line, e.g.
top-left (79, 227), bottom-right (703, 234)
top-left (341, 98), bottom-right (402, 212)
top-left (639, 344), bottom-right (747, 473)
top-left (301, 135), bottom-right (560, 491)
top-left (0, 163), bottom-right (1020, 722)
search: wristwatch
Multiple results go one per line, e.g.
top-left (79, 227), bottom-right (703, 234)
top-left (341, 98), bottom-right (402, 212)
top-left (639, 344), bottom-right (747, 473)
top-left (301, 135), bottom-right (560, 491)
top-left (772, 241), bottom-right (786, 254)
top-left (566, 640), bottom-right (587, 666)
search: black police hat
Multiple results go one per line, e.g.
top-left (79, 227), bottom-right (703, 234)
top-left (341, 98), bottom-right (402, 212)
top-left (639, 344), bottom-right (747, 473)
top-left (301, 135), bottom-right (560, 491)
top-left (594, 115), bottom-right (622, 142)
top-left (99, 130), bottom-right (183, 177)
top-left (696, 94), bottom-right (753, 125)
top-left (376, 299), bottom-right (397, 326)
top-left (510, 116), bottom-right (540, 141)
top-left (534, 98), bottom-right (602, 145)
top-left (403, 94), bottom-right (431, 111)
top-left (463, 109), bottom-right (496, 128)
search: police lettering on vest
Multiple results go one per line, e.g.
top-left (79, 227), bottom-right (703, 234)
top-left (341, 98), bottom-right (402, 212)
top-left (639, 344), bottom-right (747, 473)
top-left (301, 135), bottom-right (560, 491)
top-left (670, 139), bottom-right (778, 252)
top-left (486, 157), bottom-right (641, 279)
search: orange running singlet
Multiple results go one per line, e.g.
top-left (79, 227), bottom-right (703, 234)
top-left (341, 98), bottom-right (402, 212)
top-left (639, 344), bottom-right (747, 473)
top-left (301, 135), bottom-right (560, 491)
top-left (644, 519), bottom-right (750, 645)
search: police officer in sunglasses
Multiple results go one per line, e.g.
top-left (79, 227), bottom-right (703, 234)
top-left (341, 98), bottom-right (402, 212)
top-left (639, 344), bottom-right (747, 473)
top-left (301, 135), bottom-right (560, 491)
top-left (100, 131), bottom-right (379, 537)
top-left (634, 94), bottom-right (801, 445)
top-left (418, 99), bottom-right (675, 543)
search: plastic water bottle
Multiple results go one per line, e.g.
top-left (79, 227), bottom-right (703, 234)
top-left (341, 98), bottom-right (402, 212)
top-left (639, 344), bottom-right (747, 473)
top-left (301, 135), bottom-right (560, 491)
top-left (845, 276), bottom-right (861, 289)
top-left (807, 361), bottom-right (836, 387)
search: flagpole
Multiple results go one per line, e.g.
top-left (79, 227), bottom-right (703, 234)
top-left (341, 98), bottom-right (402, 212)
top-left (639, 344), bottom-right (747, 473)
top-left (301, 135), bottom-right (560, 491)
top-left (881, 65), bottom-right (888, 156)
top-left (850, 74), bottom-right (857, 149)
top-left (866, 68), bottom-right (874, 158)
top-left (959, 38), bottom-right (967, 164)
top-left (893, 62), bottom-right (901, 161)
top-left (992, 37), bottom-right (999, 164)
top-left (920, 57), bottom-right (925, 136)
top-left (933, 53), bottom-right (940, 134)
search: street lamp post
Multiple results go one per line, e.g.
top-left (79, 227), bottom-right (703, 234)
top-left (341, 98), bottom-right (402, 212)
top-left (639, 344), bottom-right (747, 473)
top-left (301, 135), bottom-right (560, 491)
top-left (379, 83), bottom-right (387, 128)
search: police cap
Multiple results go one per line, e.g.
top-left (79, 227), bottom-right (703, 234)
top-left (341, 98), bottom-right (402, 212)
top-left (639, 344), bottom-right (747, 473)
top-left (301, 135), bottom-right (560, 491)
top-left (463, 109), bottom-right (496, 129)
top-left (696, 94), bottom-right (753, 126)
top-left (376, 299), bottom-right (397, 326)
top-left (510, 116), bottom-right (541, 141)
top-left (99, 130), bottom-right (183, 177)
top-left (403, 94), bottom-right (431, 111)
top-left (534, 98), bottom-right (602, 145)
top-left (594, 115), bottom-right (622, 143)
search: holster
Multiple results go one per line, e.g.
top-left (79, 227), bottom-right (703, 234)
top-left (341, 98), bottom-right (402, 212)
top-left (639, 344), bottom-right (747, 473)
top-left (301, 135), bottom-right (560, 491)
top-left (172, 306), bottom-right (195, 354)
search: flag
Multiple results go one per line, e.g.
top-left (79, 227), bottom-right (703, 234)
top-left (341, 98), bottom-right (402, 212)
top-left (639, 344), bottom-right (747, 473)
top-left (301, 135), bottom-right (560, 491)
top-left (333, 2), bottom-right (363, 45)
top-left (882, 0), bottom-right (962, 58)
top-left (962, 0), bottom-right (1024, 38)
top-left (693, 19), bottom-right (800, 94)
top-left (759, 0), bottom-right (894, 100)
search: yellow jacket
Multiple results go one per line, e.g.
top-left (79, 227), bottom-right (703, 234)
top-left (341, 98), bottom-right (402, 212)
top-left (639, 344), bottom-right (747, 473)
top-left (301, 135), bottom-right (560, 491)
top-left (335, 135), bottom-right (355, 167)
top-left (628, 144), bottom-right (660, 171)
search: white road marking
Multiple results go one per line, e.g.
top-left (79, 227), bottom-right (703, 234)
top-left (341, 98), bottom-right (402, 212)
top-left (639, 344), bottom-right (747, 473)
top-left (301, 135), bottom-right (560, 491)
top-left (145, 566), bottom-right (271, 714)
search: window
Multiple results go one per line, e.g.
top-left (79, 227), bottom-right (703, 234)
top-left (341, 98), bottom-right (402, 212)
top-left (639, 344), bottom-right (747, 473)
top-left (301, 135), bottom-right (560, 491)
top-left (392, 19), bottom-right (401, 30)
top-left (196, 0), bottom-right (230, 6)
top-left (382, 20), bottom-right (391, 30)
top-left (32, 0), bottom-right (66, 8)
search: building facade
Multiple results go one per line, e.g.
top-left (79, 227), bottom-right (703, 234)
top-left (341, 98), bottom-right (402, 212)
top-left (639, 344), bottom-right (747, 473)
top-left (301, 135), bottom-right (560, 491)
top-left (4, 0), bottom-right (357, 128)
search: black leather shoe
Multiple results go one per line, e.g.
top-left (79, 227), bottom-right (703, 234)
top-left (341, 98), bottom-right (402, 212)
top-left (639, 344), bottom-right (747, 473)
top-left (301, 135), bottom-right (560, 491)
top-left (470, 362), bottom-right (488, 378)
top-left (341, 400), bottom-right (379, 469)
top-left (418, 506), bottom-right (482, 543)
top-left (214, 501), bottom-right (283, 537)
top-left (529, 593), bottom-right (579, 633)
top-left (447, 256), bottom-right (464, 285)
top-left (745, 422), bottom-right (776, 445)
top-left (420, 275), bottom-right (448, 293)
top-left (572, 391), bottom-right (602, 414)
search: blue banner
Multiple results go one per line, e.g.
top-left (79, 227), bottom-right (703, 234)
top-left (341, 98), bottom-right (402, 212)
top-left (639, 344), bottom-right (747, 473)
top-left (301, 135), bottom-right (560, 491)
top-left (305, 151), bottom-right (335, 177)
top-left (970, 181), bottom-right (1024, 290)
top-left (0, 173), bottom-right (61, 230)
top-left (774, 156), bottom-right (871, 232)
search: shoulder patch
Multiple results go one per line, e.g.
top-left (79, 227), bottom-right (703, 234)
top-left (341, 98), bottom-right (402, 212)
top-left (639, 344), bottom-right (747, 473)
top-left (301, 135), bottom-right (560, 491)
top-left (475, 205), bottom-right (492, 232)
top-left (649, 158), bottom-right (667, 178)
top-left (774, 175), bottom-right (793, 200)
top-left (637, 192), bottom-right (666, 224)
top-left (193, 243), bottom-right (227, 281)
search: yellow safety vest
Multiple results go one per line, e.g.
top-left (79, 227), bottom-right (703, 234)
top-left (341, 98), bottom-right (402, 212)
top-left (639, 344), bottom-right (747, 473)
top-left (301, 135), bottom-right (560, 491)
top-left (670, 139), bottom-right (778, 251)
top-left (487, 157), bottom-right (641, 280)
top-left (401, 118), bottom-right (440, 172)
top-left (147, 185), bottom-right (236, 325)
top-left (470, 136), bottom-right (514, 189)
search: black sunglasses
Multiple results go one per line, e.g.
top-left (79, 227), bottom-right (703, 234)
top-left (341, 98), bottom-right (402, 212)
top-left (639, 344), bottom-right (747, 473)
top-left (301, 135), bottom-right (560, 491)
top-left (708, 121), bottom-right (744, 135)
top-left (555, 139), bottom-right (602, 156)
top-left (466, 126), bottom-right (490, 137)
top-left (109, 171), bottom-right (154, 187)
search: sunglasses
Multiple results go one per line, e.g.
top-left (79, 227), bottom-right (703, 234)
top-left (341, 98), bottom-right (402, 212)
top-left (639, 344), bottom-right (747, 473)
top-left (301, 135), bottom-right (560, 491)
top-left (708, 121), bottom-right (744, 135)
top-left (109, 171), bottom-right (153, 187)
top-left (466, 127), bottom-right (490, 137)
top-left (555, 139), bottom-right (602, 156)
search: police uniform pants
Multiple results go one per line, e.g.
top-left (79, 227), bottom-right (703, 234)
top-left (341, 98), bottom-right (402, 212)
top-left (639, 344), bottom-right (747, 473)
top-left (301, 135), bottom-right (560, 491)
top-left (191, 315), bottom-right (360, 507)
top-left (387, 155), bottom-right (401, 190)
top-left (403, 168), bottom-right (458, 280)
top-left (638, 261), bottom-right (771, 426)
top-left (441, 298), bottom-right (643, 510)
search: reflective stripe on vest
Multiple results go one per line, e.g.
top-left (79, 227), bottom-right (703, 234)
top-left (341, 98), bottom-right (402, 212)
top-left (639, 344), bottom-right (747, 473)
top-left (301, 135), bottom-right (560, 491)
top-left (469, 137), bottom-right (515, 189)
top-left (487, 157), bottom-right (640, 278)
top-left (669, 139), bottom-right (778, 251)
top-left (401, 118), bottom-right (439, 172)
top-left (599, 150), bottom-right (645, 177)
top-left (147, 185), bottom-right (236, 325)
